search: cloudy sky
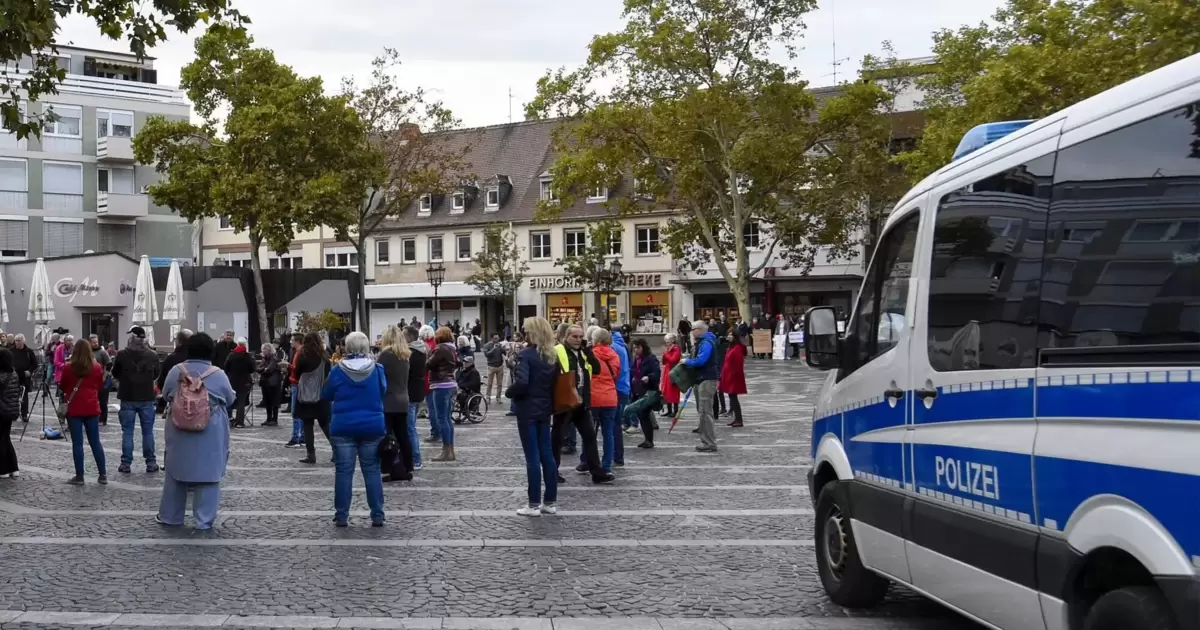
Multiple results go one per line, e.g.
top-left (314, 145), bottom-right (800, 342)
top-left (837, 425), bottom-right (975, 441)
top-left (58, 0), bottom-right (1004, 128)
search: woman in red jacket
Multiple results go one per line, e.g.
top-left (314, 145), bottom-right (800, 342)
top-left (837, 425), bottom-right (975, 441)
top-left (719, 330), bottom-right (748, 428)
top-left (660, 333), bottom-right (683, 417)
top-left (59, 338), bottom-right (107, 484)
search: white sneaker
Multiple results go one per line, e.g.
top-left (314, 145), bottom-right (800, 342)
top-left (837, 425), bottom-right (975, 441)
top-left (7, 471), bottom-right (17, 478)
top-left (516, 505), bottom-right (542, 517)
top-left (540, 504), bottom-right (557, 515)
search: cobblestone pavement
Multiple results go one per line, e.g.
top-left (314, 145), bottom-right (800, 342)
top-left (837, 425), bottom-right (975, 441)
top-left (0, 359), bottom-right (980, 630)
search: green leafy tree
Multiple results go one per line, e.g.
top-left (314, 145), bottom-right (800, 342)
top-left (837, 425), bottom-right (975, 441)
top-left (554, 220), bottom-right (621, 323)
top-left (338, 49), bottom-right (472, 330)
top-left (900, 0), bottom-right (1200, 180)
top-left (466, 224), bottom-right (530, 320)
top-left (526, 0), bottom-right (894, 319)
top-left (0, 0), bottom-right (245, 138)
top-left (294, 309), bottom-right (348, 335)
top-left (134, 25), bottom-right (370, 342)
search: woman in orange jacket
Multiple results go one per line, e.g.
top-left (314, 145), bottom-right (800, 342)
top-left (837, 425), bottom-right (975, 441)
top-left (588, 328), bottom-right (622, 474)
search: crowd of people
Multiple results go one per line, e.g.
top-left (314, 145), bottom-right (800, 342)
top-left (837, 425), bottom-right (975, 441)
top-left (0, 311), bottom-right (754, 527)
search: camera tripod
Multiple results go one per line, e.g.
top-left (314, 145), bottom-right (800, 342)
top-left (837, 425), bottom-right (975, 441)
top-left (19, 364), bottom-right (69, 442)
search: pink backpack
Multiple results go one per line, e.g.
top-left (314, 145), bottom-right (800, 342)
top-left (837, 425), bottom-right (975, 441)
top-left (172, 366), bottom-right (220, 432)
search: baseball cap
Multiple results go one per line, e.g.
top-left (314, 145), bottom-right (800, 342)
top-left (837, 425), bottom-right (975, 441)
top-left (127, 326), bottom-right (146, 338)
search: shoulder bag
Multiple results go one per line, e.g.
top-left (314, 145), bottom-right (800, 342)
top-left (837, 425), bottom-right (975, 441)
top-left (552, 361), bottom-right (582, 415)
top-left (57, 379), bottom-right (82, 421)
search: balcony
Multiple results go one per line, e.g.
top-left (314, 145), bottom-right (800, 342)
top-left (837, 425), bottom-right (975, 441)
top-left (97, 136), bottom-right (135, 162)
top-left (97, 191), bottom-right (148, 218)
top-left (5, 68), bottom-right (186, 106)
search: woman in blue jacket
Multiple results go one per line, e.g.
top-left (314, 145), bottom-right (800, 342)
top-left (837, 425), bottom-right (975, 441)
top-left (320, 331), bottom-right (388, 528)
top-left (505, 317), bottom-right (559, 517)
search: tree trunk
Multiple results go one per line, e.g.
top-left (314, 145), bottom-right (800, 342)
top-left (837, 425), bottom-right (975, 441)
top-left (248, 233), bottom-right (270, 350)
top-left (354, 239), bottom-right (368, 333)
top-left (732, 274), bottom-right (751, 328)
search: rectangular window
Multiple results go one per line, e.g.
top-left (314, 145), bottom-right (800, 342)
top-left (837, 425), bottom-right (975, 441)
top-left (485, 187), bottom-right (500, 209)
top-left (1041, 102), bottom-right (1200, 349)
top-left (926, 156), bottom-right (1054, 372)
top-left (429, 236), bottom-right (443, 262)
top-left (43, 162), bottom-right (82, 194)
top-left (607, 229), bottom-right (623, 256)
top-left (323, 249), bottom-right (358, 269)
top-left (419, 194), bottom-right (432, 212)
top-left (530, 231), bottom-right (551, 260)
top-left (0, 219), bottom-right (28, 259)
top-left (452, 192), bottom-right (465, 210)
top-left (42, 220), bottom-right (83, 258)
top-left (456, 234), bottom-right (471, 261)
top-left (98, 223), bottom-right (135, 257)
top-left (539, 180), bottom-right (557, 202)
top-left (44, 105), bottom-right (81, 136)
top-left (0, 159), bottom-right (27, 193)
top-left (743, 222), bottom-right (761, 248)
top-left (96, 109), bottom-right (134, 138)
top-left (588, 187), bottom-right (608, 202)
top-left (402, 238), bottom-right (416, 264)
top-left (218, 216), bottom-right (232, 230)
top-left (376, 239), bottom-right (390, 265)
top-left (636, 225), bottom-right (661, 255)
top-left (564, 229), bottom-right (585, 258)
top-left (97, 168), bottom-right (135, 194)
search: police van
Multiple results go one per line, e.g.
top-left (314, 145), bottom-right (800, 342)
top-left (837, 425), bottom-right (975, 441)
top-left (802, 52), bottom-right (1200, 630)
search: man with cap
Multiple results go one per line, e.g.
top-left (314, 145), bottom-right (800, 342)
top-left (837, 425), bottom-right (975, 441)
top-left (111, 326), bottom-right (161, 473)
top-left (455, 354), bottom-right (482, 411)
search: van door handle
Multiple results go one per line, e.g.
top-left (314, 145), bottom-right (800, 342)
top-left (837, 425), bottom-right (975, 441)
top-left (915, 387), bottom-right (939, 401)
top-left (884, 387), bottom-right (904, 399)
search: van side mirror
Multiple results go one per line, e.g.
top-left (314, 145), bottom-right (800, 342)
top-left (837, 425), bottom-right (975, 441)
top-left (804, 306), bottom-right (841, 370)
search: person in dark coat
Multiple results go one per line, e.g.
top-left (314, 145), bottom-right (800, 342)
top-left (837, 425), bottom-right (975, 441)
top-left (629, 338), bottom-right (661, 449)
top-left (506, 317), bottom-right (559, 516)
top-left (9, 334), bottom-right (38, 421)
top-left (223, 338), bottom-right (257, 428)
top-left (403, 325), bottom-right (427, 470)
top-left (719, 330), bottom-right (748, 427)
top-left (0, 348), bottom-right (21, 478)
top-left (294, 333), bottom-right (333, 463)
top-left (112, 328), bottom-right (161, 473)
top-left (257, 343), bottom-right (283, 426)
top-left (712, 329), bottom-right (730, 418)
top-left (376, 325), bottom-right (413, 481)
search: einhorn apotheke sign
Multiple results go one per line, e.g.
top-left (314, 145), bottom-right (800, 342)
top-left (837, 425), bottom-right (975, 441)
top-left (528, 273), bottom-right (663, 290)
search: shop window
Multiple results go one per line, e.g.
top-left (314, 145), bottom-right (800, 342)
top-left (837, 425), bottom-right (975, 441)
top-left (926, 155), bottom-right (1053, 372)
top-left (631, 290), bottom-right (670, 333)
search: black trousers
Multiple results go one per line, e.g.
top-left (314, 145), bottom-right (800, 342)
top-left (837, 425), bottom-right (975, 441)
top-left (636, 397), bottom-right (656, 445)
top-left (303, 415), bottom-right (331, 456)
top-left (0, 416), bottom-right (17, 475)
top-left (384, 411), bottom-right (413, 478)
top-left (552, 406), bottom-right (603, 478)
top-left (712, 391), bottom-right (727, 416)
top-left (262, 385), bottom-right (281, 425)
top-left (98, 386), bottom-right (110, 425)
top-left (728, 393), bottom-right (743, 424)
top-left (230, 388), bottom-right (250, 426)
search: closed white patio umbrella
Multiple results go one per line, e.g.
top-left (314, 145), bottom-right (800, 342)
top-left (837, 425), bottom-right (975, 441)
top-left (161, 259), bottom-right (186, 341)
top-left (131, 255), bottom-right (159, 347)
top-left (26, 258), bottom-right (54, 347)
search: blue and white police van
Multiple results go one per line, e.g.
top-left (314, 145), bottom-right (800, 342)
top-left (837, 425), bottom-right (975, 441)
top-left (802, 52), bottom-right (1200, 630)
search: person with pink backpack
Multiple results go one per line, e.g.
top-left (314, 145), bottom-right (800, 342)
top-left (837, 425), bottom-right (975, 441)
top-left (157, 332), bottom-right (235, 530)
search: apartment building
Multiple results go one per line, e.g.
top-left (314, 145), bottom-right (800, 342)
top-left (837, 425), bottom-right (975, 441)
top-left (0, 46), bottom-right (194, 262)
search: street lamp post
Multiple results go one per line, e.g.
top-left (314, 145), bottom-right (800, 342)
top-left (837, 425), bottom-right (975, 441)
top-left (426, 262), bottom-right (446, 326)
top-left (593, 257), bottom-right (624, 327)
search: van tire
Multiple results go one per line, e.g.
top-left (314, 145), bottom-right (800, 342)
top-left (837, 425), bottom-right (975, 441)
top-left (1083, 587), bottom-right (1179, 630)
top-left (814, 481), bottom-right (889, 608)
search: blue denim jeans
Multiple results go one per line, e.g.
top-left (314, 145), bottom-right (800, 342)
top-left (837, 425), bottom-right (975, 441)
top-left (428, 387), bottom-right (456, 447)
top-left (407, 402), bottom-right (422, 467)
top-left (331, 434), bottom-right (385, 523)
top-left (67, 416), bottom-right (106, 477)
top-left (517, 419), bottom-right (557, 506)
top-left (118, 401), bottom-right (157, 466)
top-left (594, 407), bottom-right (620, 472)
top-left (290, 387), bottom-right (303, 441)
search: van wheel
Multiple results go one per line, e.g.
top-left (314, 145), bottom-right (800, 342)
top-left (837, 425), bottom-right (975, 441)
top-left (1083, 587), bottom-right (1179, 630)
top-left (814, 481), bottom-right (889, 608)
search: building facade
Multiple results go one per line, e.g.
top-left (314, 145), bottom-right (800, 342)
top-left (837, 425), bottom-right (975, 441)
top-left (1, 46), bottom-right (195, 262)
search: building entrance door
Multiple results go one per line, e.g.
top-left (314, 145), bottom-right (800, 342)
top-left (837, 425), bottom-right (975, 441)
top-left (84, 313), bottom-right (119, 349)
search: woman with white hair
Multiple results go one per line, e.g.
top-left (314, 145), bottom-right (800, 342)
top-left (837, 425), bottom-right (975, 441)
top-left (319, 331), bottom-right (387, 527)
top-left (456, 334), bottom-right (474, 363)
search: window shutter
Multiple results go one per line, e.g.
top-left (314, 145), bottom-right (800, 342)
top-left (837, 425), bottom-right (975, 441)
top-left (0, 220), bottom-right (28, 252)
top-left (43, 222), bottom-right (83, 258)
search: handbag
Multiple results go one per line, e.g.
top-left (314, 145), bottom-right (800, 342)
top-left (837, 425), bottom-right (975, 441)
top-left (57, 380), bottom-right (82, 421)
top-left (552, 364), bottom-right (582, 415)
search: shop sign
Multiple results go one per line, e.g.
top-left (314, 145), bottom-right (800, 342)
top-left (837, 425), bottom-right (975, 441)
top-left (54, 277), bottom-right (100, 302)
top-left (529, 273), bottom-right (663, 290)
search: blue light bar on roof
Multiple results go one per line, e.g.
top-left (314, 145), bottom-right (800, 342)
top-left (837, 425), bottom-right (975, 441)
top-left (952, 120), bottom-right (1037, 161)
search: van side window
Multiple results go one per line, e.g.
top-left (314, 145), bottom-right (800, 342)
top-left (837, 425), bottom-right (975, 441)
top-left (841, 213), bottom-right (919, 379)
top-left (1041, 103), bottom-right (1200, 348)
top-left (926, 155), bottom-right (1054, 372)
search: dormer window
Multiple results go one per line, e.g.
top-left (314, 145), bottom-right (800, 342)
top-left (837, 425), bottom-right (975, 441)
top-left (419, 194), bottom-right (432, 213)
top-left (587, 187), bottom-right (608, 203)
top-left (452, 191), bottom-right (465, 211)
top-left (540, 179), bottom-right (558, 202)
top-left (485, 186), bottom-right (500, 210)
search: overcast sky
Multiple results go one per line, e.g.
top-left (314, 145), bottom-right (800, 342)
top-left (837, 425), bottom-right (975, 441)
top-left (57, 0), bottom-right (1004, 128)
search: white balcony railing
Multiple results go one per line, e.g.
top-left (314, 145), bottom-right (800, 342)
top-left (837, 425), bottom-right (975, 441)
top-left (97, 135), bottom-right (135, 162)
top-left (97, 191), bottom-right (148, 217)
top-left (2, 68), bottom-right (187, 106)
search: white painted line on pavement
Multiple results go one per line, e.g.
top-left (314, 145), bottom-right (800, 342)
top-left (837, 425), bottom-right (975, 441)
top-left (0, 610), bottom-right (953, 629)
top-left (0, 505), bottom-right (814, 517)
top-left (247, 464), bottom-right (812, 472)
top-left (0, 536), bottom-right (816, 548)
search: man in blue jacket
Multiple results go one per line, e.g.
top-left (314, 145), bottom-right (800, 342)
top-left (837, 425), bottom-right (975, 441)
top-left (611, 330), bottom-right (631, 463)
top-left (683, 320), bottom-right (719, 452)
